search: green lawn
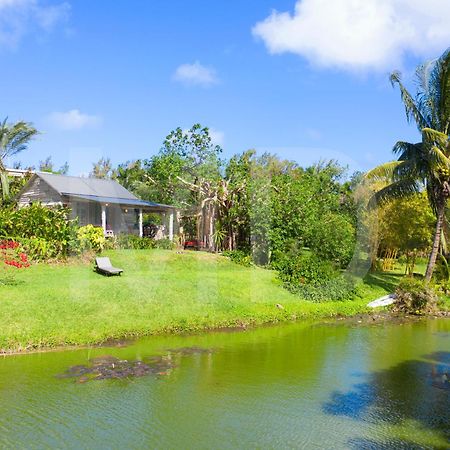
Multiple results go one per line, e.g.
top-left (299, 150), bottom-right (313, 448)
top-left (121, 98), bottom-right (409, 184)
top-left (0, 249), bottom-right (399, 353)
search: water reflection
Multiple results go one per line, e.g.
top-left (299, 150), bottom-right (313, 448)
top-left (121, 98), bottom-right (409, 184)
top-left (0, 319), bottom-right (448, 448)
top-left (323, 352), bottom-right (450, 447)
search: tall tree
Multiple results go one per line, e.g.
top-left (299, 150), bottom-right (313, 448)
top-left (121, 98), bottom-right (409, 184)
top-left (0, 118), bottom-right (38, 199)
top-left (90, 157), bottom-right (114, 179)
top-left (367, 48), bottom-right (450, 281)
top-left (161, 124), bottom-right (223, 250)
top-left (39, 156), bottom-right (69, 174)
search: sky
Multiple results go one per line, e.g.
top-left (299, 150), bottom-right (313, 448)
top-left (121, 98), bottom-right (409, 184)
top-left (2, 0), bottom-right (450, 176)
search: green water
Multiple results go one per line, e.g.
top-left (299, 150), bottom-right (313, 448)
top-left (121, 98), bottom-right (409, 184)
top-left (0, 319), bottom-right (448, 449)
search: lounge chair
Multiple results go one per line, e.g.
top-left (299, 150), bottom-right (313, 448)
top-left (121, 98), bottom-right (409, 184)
top-left (95, 257), bottom-right (123, 276)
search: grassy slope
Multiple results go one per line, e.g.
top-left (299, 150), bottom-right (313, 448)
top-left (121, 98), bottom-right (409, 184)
top-left (1, 250), bottom-right (397, 352)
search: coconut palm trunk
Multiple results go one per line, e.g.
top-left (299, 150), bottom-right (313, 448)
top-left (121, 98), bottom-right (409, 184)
top-left (425, 201), bottom-right (445, 282)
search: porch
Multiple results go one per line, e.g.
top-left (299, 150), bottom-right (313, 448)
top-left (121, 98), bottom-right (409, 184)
top-left (68, 195), bottom-right (176, 239)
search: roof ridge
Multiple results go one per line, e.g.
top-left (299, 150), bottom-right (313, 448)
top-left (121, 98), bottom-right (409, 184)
top-left (37, 172), bottom-right (121, 183)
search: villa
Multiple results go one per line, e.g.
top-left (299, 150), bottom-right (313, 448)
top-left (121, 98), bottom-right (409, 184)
top-left (17, 172), bottom-right (177, 239)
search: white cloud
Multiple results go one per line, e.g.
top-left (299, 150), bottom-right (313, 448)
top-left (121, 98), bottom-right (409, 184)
top-left (252, 0), bottom-right (450, 71)
top-left (46, 109), bottom-right (102, 130)
top-left (0, 0), bottom-right (69, 48)
top-left (209, 128), bottom-right (225, 147)
top-left (173, 61), bottom-right (219, 87)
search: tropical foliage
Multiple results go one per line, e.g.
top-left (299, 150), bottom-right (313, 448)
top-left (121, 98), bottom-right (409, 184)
top-left (0, 118), bottom-right (38, 200)
top-left (3, 49), bottom-right (450, 306)
top-left (77, 225), bottom-right (106, 253)
top-left (367, 48), bottom-right (450, 281)
top-left (0, 204), bottom-right (78, 259)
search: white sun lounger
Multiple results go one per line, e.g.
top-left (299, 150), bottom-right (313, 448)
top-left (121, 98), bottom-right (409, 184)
top-left (95, 257), bottom-right (123, 276)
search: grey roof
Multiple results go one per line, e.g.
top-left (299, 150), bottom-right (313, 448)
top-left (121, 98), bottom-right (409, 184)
top-left (37, 172), bottom-right (136, 199)
top-left (68, 194), bottom-right (171, 209)
top-left (35, 172), bottom-right (173, 209)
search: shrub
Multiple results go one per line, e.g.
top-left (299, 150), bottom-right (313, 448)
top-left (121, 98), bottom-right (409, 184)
top-left (18, 237), bottom-right (65, 260)
top-left (395, 277), bottom-right (438, 315)
top-left (77, 225), bottom-right (106, 253)
top-left (0, 204), bottom-right (78, 259)
top-left (276, 252), bottom-right (336, 286)
top-left (154, 238), bottom-right (175, 250)
top-left (308, 212), bottom-right (355, 267)
top-left (222, 250), bottom-right (253, 267)
top-left (0, 240), bottom-right (30, 268)
top-left (273, 250), bottom-right (358, 302)
top-left (115, 234), bottom-right (157, 250)
top-left (0, 240), bottom-right (30, 287)
top-left (286, 276), bottom-right (359, 302)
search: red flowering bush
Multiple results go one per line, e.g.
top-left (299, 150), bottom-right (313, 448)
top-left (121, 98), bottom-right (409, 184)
top-left (0, 240), bottom-right (31, 269)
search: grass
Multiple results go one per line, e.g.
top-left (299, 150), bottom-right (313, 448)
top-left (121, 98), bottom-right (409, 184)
top-left (0, 249), bottom-right (407, 353)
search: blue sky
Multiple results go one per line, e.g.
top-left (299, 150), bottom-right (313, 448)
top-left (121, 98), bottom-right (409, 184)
top-left (2, 0), bottom-right (450, 175)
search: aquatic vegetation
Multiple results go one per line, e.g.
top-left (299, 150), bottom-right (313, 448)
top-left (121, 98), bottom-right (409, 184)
top-left (58, 355), bottom-right (176, 382)
top-left (58, 347), bottom-right (213, 383)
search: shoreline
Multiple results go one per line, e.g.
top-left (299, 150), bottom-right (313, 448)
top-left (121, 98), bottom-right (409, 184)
top-left (2, 308), bottom-right (448, 357)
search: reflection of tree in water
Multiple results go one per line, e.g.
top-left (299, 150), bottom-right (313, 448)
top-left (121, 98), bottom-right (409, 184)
top-left (323, 352), bottom-right (449, 447)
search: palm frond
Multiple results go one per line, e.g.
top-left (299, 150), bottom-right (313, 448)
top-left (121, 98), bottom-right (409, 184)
top-left (428, 146), bottom-right (450, 172)
top-left (422, 127), bottom-right (449, 148)
top-left (392, 159), bottom-right (423, 180)
top-left (369, 178), bottom-right (420, 208)
top-left (427, 48), bottom-right (450, 133)
top-left (390, 71), bottom-right (430, 130)
top-left (392, 141), bottom-right (422, 159)
top-left (365, 160), bottom-right (403, 182)
top-left (439, 49), bottom-right (450, 134)
top-left (0, 119), bottom-right (38, 161)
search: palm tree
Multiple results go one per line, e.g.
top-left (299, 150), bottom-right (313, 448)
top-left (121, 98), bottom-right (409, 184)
top-left (367, 48), bottom-right (450, 282)
top-left (0, 118), bottom-right (38, 200)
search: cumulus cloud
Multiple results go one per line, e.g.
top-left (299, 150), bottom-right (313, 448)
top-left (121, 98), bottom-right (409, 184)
top-left (46, 109), bottom-right (102, 130)
top-left (0, 0), bottom-right (70, 48)
top-left (252, 0), bottom-right (450, 71)
top-left (173, 61), bottom-right (219, 87)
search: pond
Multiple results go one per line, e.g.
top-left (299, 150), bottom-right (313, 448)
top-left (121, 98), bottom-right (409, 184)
top-left (0, 318), bottom-right (448, 449)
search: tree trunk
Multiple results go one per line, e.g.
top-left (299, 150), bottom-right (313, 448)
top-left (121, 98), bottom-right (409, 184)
top-left (425, 202), bottom-right (445, 282)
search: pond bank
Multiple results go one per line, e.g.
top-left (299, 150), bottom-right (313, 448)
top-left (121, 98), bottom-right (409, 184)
top-left (3, 307), bottom-right (448, 356)
top-left (1, 250), bottom-right (448, 355)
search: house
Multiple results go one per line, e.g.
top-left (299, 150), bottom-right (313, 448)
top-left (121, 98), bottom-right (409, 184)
top-left (17, 172), bottom-right (177, 239)
top-left (6, 168), bottom-right (34, 178)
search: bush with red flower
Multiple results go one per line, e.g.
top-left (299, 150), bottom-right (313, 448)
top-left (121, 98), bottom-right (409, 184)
top-left (0, 240), bottom-right (31, 269)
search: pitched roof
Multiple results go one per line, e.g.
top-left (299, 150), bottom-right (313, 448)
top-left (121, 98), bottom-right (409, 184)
top-left (35, 172), bottom-right (173, 209)
top-left (37, 172), bottom-right (136, 199)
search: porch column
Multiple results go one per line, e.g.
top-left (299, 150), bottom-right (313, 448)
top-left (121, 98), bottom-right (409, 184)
top-left (139, 208), bottom-right (143, 238)
top-left (169, 210), bottom-right (174, 241)
top-left (101, 204), bottom-right (107, 235)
